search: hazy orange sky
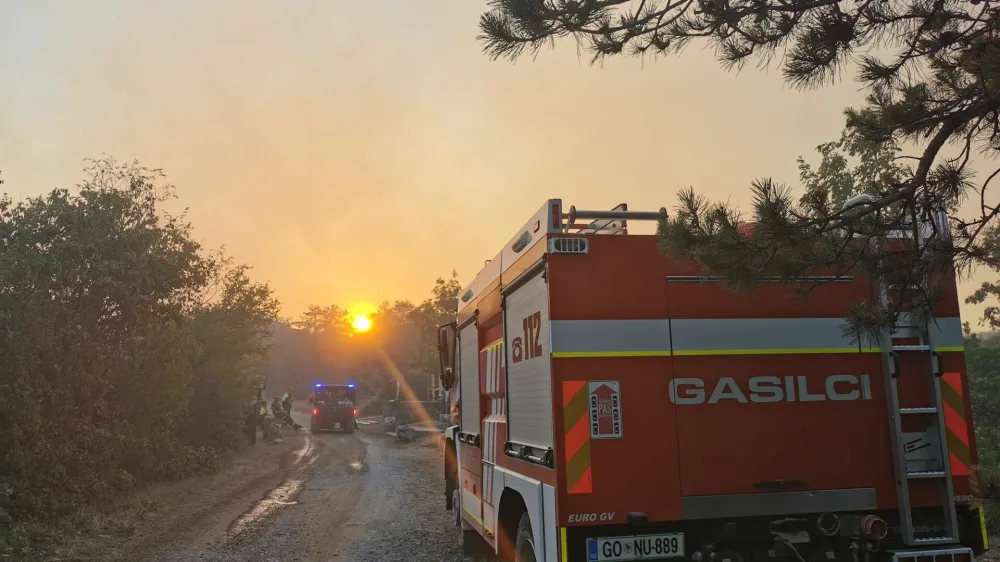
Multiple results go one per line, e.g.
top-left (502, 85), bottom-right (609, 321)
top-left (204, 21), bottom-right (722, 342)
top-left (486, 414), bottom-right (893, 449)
top-left (0, 1), bottom-right (990, 324)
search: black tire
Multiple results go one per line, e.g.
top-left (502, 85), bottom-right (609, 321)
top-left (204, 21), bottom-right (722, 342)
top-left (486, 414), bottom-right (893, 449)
top-left (310, 427), bottom-right (318, 434)
top-left (514, 512), bottom-right (536, 562)
top-left (345, 424), bottom-right (355, 434)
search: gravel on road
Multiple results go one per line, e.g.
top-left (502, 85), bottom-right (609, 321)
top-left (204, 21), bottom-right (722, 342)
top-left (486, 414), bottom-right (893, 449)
top-left (144, 425), bottom-right (466, 562)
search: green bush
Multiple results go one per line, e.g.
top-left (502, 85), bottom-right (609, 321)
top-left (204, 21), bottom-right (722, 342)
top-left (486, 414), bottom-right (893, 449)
top-left (0, 158), bottom-right (277, 525)
top-left (966, 329), bottom-right (1000, 540)
top-left (976, 464), bottom-right (1000, 537)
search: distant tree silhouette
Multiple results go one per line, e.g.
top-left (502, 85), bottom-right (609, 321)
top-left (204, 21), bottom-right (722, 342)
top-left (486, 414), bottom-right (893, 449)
top-left (266, 272), bottom-right (461, 405)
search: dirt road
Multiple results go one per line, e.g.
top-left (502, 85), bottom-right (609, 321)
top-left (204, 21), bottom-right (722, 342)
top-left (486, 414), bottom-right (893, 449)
top-left (100, 418), bottom-right (465, 562)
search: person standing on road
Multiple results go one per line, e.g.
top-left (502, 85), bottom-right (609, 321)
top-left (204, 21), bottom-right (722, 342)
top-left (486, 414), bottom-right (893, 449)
top-left (281, 387), bottom-right (292, 413)
top-left (257, 398), bottom-right (283, 443)
top-left (258, 399), bottom-right (269, 428)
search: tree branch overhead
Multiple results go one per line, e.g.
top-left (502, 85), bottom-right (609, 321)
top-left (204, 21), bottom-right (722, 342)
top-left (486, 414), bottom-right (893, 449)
top-left (480, 0), bottom-right (1000, 337)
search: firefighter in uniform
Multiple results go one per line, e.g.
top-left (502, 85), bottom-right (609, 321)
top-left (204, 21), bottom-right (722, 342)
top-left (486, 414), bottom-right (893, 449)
top-left (258, 400), bottom-right (268, 428)
top-left (257, 399), bottom-right (283, 442)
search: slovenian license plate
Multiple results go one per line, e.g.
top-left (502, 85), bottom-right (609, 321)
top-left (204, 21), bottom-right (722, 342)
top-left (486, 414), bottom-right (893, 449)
top-left (587, 533), bottom-right (685, 561)
top-left (334, 423), bottom-right (341, 429)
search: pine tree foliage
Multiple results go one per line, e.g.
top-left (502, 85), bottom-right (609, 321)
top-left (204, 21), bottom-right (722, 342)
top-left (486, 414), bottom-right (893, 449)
top-left (480, 0), bottom-right (1000, 341)
top-left (797, 129), bottom-right (909, 210)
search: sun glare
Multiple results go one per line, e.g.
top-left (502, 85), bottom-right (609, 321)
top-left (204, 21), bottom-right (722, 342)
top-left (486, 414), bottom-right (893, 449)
top-left (352, 314), bottom-right (372, 333)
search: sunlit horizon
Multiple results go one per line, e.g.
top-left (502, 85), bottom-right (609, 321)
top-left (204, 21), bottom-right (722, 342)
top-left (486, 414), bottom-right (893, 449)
top-left (0, 1), bottom-right (991, 325)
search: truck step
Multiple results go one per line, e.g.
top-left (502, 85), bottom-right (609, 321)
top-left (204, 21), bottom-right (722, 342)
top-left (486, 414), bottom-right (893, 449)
top-left (912, 537), bottom-right (956, 545)
top-left (899, 407), bottom-right (938, 414)
top-left (892, 547), bottom-right (972, 558)
top-left (891, 546), bottom-right (973, 562)
top-left (892, 345), bottom-right (931, 352)
top-left (906, 470), bottom-right (947, 479)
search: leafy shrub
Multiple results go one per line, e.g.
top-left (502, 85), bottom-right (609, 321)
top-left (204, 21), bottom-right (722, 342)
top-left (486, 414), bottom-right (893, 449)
top-left (0, 158), bottom-right (277, 524)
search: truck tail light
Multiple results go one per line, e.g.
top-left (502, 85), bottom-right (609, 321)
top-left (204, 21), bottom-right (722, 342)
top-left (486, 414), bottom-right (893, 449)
top-left (353, 409), bottom-right (358, 416)
top-left (312, 408), bottom-right (319, 416)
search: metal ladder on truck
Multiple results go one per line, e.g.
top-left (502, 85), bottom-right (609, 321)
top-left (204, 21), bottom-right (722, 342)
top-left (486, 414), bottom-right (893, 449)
top-left (879, 299), bottom-right (958, 547)
top-left (840, 195), bottom-right (968, 557)
top-left (872, 205), bottom-right (960, 549)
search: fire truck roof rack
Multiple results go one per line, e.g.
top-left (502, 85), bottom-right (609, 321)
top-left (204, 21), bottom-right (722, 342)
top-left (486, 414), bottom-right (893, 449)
top-left (566, 206), bottom-right (668, 223)
top-left (562, 203), bottom-right (668, 234)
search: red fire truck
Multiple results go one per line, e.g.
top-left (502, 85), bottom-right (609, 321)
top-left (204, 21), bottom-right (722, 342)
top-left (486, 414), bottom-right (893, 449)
top-left (435, 199), bottom-right (990, 562)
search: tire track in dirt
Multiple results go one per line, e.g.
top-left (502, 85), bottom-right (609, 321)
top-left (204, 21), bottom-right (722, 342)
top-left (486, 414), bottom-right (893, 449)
top-left (116, 432), bottom-right (319, 562)
top-left (160, 430), bottom-right (369, 561)
top-left (92, 421), bottom-right (463, 562)
top-left (294, 432), bottom-right (370, 561)
top-left (321, 432), bottom-right (465, 562)
top-left (223, 435), bottom-right (321, 538)
top-left (179, 432), bottom-right (322, 555)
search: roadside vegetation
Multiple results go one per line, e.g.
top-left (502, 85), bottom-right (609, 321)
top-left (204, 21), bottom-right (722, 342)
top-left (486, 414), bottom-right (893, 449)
top-left (964, 330), bottom-right (1000, 536)
top-left (0, 158), bottom-right (280, 554)
top-left (0, 157), bottom-right (461, 559)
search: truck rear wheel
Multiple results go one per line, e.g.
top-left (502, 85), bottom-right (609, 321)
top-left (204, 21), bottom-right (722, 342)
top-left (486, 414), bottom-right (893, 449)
top-left (514, 512), bottom-right (536, 562)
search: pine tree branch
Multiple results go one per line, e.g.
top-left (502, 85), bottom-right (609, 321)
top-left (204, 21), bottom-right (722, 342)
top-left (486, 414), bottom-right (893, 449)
top-left (480, 0), bottom-right (1000, 329)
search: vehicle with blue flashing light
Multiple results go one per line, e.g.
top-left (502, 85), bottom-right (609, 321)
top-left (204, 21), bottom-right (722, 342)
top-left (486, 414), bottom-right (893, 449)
top-left (308, 383), bottom-right (358, 434)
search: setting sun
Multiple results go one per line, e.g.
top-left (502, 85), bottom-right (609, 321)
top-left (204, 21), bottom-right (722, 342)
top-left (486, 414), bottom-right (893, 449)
top-left (352, 314), bottom-right (372, 333)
